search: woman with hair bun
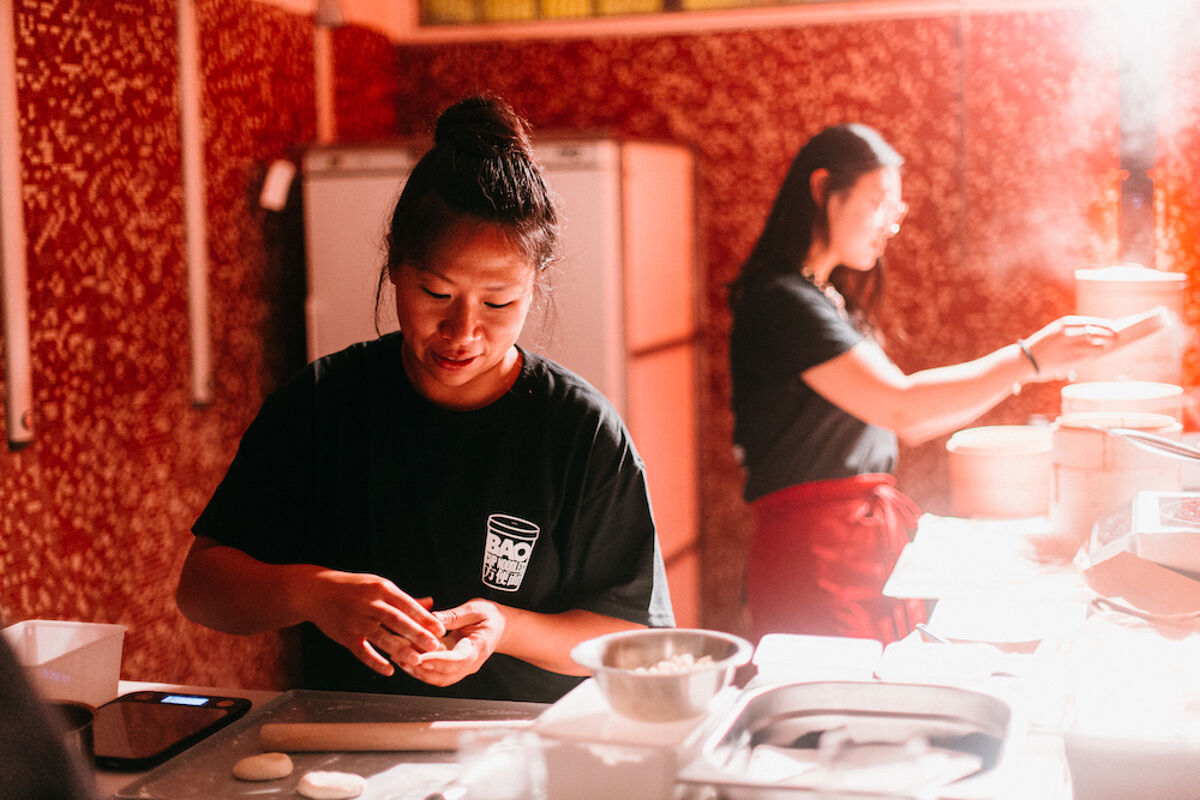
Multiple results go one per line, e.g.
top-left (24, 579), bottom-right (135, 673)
top-left (178, 96), bottom-right (674, 703)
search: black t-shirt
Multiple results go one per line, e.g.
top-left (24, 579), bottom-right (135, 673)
top-left (730, 269), bottom-right (898, 502)
top-left (193, 333), bottom-right (674, 703)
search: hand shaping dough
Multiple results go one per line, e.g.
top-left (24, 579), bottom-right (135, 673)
top-left (232, 751), bottom-right (294, 781)
top-left (297, 770), bottom-right (367, 800)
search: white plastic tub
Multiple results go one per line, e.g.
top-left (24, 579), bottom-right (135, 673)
top-left (1074, 265), bottom-right (1186, 384)
top-left (946, 425), bottom-right (1053, 518)
top-left (1050, 412), bottom-right (1182, 544)
top-left (1075, 265), bottom-right (1186, 319)
top-left (2, 619), bottom-right (126, 707)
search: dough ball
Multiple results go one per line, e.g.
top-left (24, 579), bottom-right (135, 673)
top-left (232, 751), bottom-right (293, 781)
top-left (297, 770), bottom-right (366, 799)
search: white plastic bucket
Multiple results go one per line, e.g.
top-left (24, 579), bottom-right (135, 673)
top-left (947, 425), bottom-right (1053, 518)
top-left (2, 619), bottom-right (126, 707)
top-left (1050, 412), bottom-right (1182, 543)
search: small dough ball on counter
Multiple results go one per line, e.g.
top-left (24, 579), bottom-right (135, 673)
top-left (297, 770), bottom-right (366, 799)
top-left (232, 751), bottom-right (294, 781)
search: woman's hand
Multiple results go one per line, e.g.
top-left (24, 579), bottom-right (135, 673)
top-left (391, 603), bottom-right (646, 687)
top-left (1022, 315), bottom-right (1117, 381)
top-left (394, 599), bottom-right (508, 687)
top-left (299, 570), bottom-right (448, 677)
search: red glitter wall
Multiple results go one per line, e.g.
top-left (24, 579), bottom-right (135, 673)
top-left (1, 0), bottom-right (1197, 689)
top-left (0, 0), bottom-right (399, 689)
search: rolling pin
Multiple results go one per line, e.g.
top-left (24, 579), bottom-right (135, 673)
top-left (260, 719), bottom-right (534, 751)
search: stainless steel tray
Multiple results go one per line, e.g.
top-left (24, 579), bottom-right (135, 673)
top-left (113, 689), bottom-right (546, 800)
top-left (677, 681), bottom-right (1012, 800)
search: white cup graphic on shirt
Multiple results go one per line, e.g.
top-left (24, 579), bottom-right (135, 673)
top-left (482, 514), bottom-right (540, 592)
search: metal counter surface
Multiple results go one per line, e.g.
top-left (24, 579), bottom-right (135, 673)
top-left (102, 688), bottom-right (546, 800)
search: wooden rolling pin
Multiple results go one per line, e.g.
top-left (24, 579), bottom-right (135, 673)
top-left (260, 719), bottom-right (535, 752)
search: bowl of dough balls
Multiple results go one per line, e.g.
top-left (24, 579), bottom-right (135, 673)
top-left (570, 628), bottom-right (753, 723)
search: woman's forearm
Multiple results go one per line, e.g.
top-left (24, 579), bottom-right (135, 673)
top-left (807, 314), bottom-right (1120, 446)
top-left (807, 341), bottom-right (1034, 446)
top-left (894, 343), bottom-right (1032, 444)
top-left (176, 539), bottom-right (319, 634)
top-left (495, 607), bottom-right (645, 675)
top-left (870, 315), bottom-right (1119, 444)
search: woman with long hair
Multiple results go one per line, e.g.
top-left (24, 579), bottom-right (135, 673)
top-left (730, 123), bottom-right (1124, 643)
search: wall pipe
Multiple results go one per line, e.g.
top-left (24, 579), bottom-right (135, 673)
top-left (313, 27), bottom-right (336, 145)
top-left (1115, 1), bottom-right (1167, 270)
top-left (0, 0), bottom-right (33, 449)
top-left (314, 0), bottom-right (343, 144)
top-left (177, 0), bottom-right (214, 406)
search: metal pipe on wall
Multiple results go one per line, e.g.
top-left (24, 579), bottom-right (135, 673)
top-left (0, 0), bottom-right (33, 449)
top-left (1115, 0), bottom-right (1170, 270)
top-left (313, 27), bottom-right (336, 144)
top-left (314, 0), bottom-right (344, 144)
top-left (177, 0), bottom-right (214, 406)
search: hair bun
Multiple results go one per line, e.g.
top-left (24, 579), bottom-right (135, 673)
top-left (434, 96), bottom-right (533, 159)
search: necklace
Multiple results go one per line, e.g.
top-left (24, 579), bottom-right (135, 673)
top-left (800, 267), bottom-right (847, 316)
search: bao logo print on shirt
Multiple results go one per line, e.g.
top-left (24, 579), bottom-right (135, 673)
top-left (481, 513), bottom-right (540, 592)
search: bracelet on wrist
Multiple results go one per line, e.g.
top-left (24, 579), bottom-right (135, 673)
top-left (1016, 339), bottom-right (1040, 375)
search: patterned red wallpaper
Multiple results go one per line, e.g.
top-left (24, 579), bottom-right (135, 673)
top-left (1, 0), bottom-right (341, 690)
top-left (333, 24), bottom-right (402, 141)
top-left (3, 0), bottom-right (203, 683)
top-left (1, 0), bottom-right (1197, 689)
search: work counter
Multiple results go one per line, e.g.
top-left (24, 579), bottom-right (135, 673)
top-left (94, 678), bottom-right (1070, 800)
top-left (91, 513), bottom-right (1198, 800)
top-left (94, 682), bottom-right (550, 800)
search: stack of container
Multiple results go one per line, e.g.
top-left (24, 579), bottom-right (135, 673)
top-left (1048, 264), bottom-right (1189, 542)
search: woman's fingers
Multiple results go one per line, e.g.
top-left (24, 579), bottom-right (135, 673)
top-left (434, 604), bottom-right (482, 632)
top-left (311, 576), bottom-right (499, 686)
top-left (365, 622), bottom-right (448, 672)
top-left (399, 663), bottom-right (460, 687)
top-left (397, 601), bottom-right (505, 687)
top-left (376, 594), bottom-right (446, 647)
top-left (373, 610), bottom-right (443, 653)
top-left (415, 638), bottom-right (474, 665)
top-left (1063, 320), bottom-right (1117, 345)
top-left (402, 638), bottom-right (481, 686)
top-left (349, 637), bottom-right (396, 676)
top-left (309, 571), bottom-right (447, 668)
top-left (1025, 314), bottom-right (1125, 380)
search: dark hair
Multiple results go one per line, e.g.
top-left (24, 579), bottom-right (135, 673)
top-left (375, 96), bottom-right (559, 324)
top-left (729, 123), bottom-right (903, 329)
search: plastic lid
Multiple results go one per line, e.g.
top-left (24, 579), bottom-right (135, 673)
top-left (1075, 264), bottom-right (1186, 284)
top-left (1062, 381), bottom-right (1183, 401)
top-left (1055, 410), bottom-right (1180, 432)
top-left (946, 425), bottom-right (1053, 455)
